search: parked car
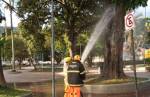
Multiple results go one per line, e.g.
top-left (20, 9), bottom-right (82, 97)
top-left (22, 60), bottom-right (30, 65)
top-left (2, 61), bottom-right (11, 66)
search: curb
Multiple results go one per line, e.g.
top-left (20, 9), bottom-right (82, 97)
top-left (21, 93), bottom-right (32, 97)
top-left (82, 79), bottom-right (150, 94)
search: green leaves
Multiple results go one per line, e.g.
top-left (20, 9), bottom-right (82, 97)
top-left (3, 34), bottom-right (29, 60)
top-left (16, 0), bottom-right (149, 60)
top-left (111, 0), bottom-right (148, 10)
top-left (0, 37), bottom-right (5, 46)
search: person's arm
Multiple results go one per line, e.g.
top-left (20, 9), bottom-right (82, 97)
top-left (63, 63), bottom-right (68, 85)
top-left (79, 63), bottom-right (86, 80)
top-left (63, 63), bottom-right (67, 76)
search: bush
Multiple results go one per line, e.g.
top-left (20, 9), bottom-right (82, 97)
top-left (145, 66), bottom-right (150, 72)
top-left (144, 58), bottom-right (150, 72)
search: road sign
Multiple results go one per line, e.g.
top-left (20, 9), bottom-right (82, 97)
top-left (125, 12), bottom-right (135, 31)
top-left (145, 49), bottom-right (150, 58)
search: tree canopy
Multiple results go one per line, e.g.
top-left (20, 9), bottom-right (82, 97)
top-left (17, 0), bottom-right (103, 57)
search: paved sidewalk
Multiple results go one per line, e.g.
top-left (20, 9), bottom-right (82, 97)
top-left (4, 67), bottom-right (150, 97)
top-left (4, 66), bottom-right (150, 83)
top-left (4, 67), bottom-right (63, 83)
top-left (4, 66), bottom-right (100, 83)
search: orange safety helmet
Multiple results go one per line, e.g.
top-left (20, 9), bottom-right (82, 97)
top-left (74, 55), bottom-right (81, 61)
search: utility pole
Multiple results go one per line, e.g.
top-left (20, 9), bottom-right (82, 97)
top-left (144, 6), bottom-right (147, 66)
top-left (9, 0), bottom-right (15, 71)
top-left (51, 0), bottom-right (55, 97)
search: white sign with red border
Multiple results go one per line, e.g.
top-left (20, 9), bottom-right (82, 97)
top-left (125, 12), bottom-right (135, 31)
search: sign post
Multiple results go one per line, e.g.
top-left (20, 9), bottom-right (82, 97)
top-left (131, 29), bottom-right (138, 97)
top-left (125, 12), bottom-right (138, 97)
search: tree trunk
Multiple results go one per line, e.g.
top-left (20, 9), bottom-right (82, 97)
top-left (87, 55), bottom-right (93, 67)
top-left (18, 59), bottom-right (22, 70)
top-left (0, 47), bottom-right (6, 85)
top-left (68, 31), bottom-right (77, 57)
top-left (103, 3), bottom-right (126, 79)
top-left (103, 38), bottom-right (112, 78)
top-left (66, 13), bottom-right (78, 57)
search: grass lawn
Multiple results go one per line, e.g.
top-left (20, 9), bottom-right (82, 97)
top-left (2, 65), bottom-right (12, 70)
top-left (0, 86), bottom-right (30, 97)
top-left (85, 76), bottom-right (148, 85)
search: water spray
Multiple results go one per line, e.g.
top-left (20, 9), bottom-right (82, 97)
top-left (81, 6), bottom-right (116, 63)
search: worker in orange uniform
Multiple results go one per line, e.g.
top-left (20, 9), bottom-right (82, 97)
top-left (66, 55), bottom-right (86, 97)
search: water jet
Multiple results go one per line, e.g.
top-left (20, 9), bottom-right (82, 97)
top-left (81, 6), bottom-right (115, 63)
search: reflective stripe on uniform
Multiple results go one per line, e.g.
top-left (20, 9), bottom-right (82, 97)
top-left (80, 71), bottom-right (86, 74)
top-left (69, 84), bottom-right (83, 86)
top-left (67, 70), bottom-right (80, 73)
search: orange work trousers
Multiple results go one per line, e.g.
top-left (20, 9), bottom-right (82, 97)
top-left (64, 86), bottom-right (81, 97)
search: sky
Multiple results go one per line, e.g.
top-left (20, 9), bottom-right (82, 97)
top-left (0, 0), bottom-right (19, 27)
top-left (135, 0), bottom-right (150, 18)
top-left (0, 0), bottom-right (150, 27)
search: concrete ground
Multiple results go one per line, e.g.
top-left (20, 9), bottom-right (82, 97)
top-left (3, 66), bottom-right (150, 97)
top-left (4, 67), bottom-right (62, 83)
top-left (4, 66), bottom-right (150, 83)
top-left (4, 66), bottom-right (100, 83)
